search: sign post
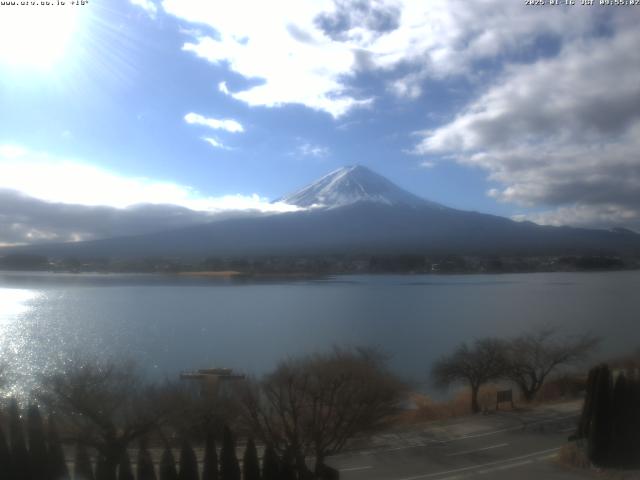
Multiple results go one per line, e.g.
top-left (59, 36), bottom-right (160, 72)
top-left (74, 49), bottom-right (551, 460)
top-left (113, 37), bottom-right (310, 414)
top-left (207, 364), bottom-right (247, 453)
top-left (496, 389), bottom-right (514, 410)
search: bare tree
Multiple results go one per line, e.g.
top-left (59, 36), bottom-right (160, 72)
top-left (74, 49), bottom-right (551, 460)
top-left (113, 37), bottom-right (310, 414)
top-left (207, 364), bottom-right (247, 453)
top-left (39, 359), bottom-right (171, 480)
top-left (240, 347), bottom-right (406, 478)
top-left (432, 338), bottom-right (508, 414)
top-left (506, 327), bottom-right (599, 402)
top-left (154, 380), bottom-right (241, 442)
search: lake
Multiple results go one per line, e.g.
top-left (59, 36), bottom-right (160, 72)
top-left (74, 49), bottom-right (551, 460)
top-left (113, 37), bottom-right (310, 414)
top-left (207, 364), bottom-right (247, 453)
top-left (1, 270), bottom-right (639, 394)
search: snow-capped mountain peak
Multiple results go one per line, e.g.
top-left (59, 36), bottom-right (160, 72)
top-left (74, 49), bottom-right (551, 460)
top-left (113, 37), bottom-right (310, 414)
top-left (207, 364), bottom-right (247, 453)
top-left (280, 165), bottom-right (441, 209)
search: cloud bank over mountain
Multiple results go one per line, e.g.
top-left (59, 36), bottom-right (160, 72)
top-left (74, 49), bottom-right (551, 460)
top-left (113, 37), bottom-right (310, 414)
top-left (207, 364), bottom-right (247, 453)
top-left (0, 148), bottom-right (297, 245)
top-left (0, 189), bottom-right (214, 245)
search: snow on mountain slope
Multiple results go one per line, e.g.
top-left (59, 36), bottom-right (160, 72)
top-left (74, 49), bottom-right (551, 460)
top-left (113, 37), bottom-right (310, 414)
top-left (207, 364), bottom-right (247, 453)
top-left (280, 165), bottom-right (444, 209)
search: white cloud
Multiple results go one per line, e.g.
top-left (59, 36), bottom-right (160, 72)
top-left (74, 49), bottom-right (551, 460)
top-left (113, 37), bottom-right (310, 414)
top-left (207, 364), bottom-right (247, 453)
top-left (0, 147), bottom-right (297, 214)
top-left (184, 112), bottom-right (244, 133)
top-left (0, 145), bottom-right (27, 159)
top-left (513, 205), bottom-right (640, 231)
top-left (202, 137), bottom-right (230, 150)
top-left (160, 0), bottom-right (383, 116)
top-left (129, 0), bottom-right (158, 15)
top-left (218, 81), bottom-right (230, 95)
top-left (414, 23), bottom-right (640, 230)
top-left (296, 143), bottom-right (330, 158)
top-left (162, 0), bottom-right (602, 117)
top-left (0, 190), bottom-right (215, 246)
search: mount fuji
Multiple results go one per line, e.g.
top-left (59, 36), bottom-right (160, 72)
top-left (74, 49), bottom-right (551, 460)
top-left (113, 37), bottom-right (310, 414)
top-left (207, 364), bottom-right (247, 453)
top-left (279, 165), bottom-right (441, 210)
top-left (4, 166), bottom-right (640, 259)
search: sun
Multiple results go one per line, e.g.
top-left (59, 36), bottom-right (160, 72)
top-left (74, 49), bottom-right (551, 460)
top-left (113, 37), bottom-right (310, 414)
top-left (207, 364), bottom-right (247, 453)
top-left (0, 4), bottom-right (82, 70)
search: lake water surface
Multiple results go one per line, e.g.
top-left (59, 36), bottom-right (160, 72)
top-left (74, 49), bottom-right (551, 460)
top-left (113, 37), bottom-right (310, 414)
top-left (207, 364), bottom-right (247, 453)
top-left (1, 271), bottom-right (639, 393)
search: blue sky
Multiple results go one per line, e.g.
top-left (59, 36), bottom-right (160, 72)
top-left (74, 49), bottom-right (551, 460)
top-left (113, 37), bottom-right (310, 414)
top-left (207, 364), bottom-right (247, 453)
top-left (1, 0), bottom-right (639, 244)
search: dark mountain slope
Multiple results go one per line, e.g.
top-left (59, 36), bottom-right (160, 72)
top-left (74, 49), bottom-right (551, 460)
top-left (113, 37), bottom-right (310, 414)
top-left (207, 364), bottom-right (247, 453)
top-left (2, 165), bottom-right (639, 259)
top-left (6, 202), bottom-right (639, 259)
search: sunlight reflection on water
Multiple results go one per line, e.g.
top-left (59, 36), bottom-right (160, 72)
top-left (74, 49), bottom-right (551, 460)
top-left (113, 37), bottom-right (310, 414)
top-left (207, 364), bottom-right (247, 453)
top-left (0, 288), bottom-right (40, 319)
top-left (0, 288), bottom-right (47, 397)
top-left (1, 271), bottom-right (640, 401)
top-left (0, 285), bottom-right (109, 398)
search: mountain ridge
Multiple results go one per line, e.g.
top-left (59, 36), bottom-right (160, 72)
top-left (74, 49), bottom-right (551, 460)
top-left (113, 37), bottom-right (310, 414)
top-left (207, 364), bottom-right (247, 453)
top-left (1, 166), bottom-right (639, 259)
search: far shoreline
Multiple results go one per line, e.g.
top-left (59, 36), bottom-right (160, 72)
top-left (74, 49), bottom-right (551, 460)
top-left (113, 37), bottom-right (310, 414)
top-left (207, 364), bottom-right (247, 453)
top-left (176, 270), bottom-right (327, 280)
top-left (2, 267), bottom-right (640, 279)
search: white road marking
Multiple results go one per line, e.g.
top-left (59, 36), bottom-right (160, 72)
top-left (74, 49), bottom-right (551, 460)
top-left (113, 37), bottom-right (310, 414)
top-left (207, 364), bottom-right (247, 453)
top-left (448, 413), bottom-right (579, 442)
top-left (376, 443), bottom-right (442, 453)
top-left (446, 443), bottom-right (509, 457)
top-left (339, 414), bottom-right (577, 457)
top-left (393, 446), bottom-right (561, 480)
top-left (476, 459), bottom-right (533, 474)
top-left (439, 453), bottom-right (559, 479)
top-left (339, 465), bottom-right (373, 472)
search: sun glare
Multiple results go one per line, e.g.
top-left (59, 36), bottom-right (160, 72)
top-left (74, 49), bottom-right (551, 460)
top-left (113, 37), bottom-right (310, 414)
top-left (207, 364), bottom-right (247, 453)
top-left (0, 288), bottom-right (39, 321)
top-left (0, 4), bottom-right (82, 69)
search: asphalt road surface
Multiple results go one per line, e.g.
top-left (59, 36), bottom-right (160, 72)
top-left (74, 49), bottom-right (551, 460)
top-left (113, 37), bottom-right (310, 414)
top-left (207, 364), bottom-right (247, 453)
top-left (327, 402), bottom-right (590, 480)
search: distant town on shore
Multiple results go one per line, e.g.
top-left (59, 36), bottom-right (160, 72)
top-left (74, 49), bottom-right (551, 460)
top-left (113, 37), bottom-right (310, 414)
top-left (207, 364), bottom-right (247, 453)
top-left (1, 252), bottom-right (638, 276)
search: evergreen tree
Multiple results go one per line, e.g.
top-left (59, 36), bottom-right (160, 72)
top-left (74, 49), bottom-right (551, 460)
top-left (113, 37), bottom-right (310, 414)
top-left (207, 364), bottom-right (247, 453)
top-left (588, 364), bottom-right (612, 466)
top-left (611, 374), bottom-right (632, 465)
top-left (27, 404), bottom-right (49, 480)
top-left (0, 425), bottom-right (14, 480)
top-left (202, 432), bottom-right (218, 480)
top-left (74, 443), bottom-right (95, 480)
top-left (279, 448), bottom-right (296, 480)
top-left (577, 366), bottom-right (598, 438)
top-left (631, 377), bottom-right (640, 467)
top-left (242, 438), bottom-right (260, 480)
top-left (9, 398), bottom-right (31, 480)
top-left (96, 455), bottom-right (111, 480)
top-left (118, 450), bottom-right (135, 480)
top-left (159, 447), bottom-right (179, 480)
top-left (178, 439), bottom-right (199, 480)
top-left (219, 426), bottom-right (240, 480)
top-left (47, 415), bottom-right (70, 480)
top-left (260, 445), bottom-right (279, 480)
top-left (137, 438), bottom-right (157, 480)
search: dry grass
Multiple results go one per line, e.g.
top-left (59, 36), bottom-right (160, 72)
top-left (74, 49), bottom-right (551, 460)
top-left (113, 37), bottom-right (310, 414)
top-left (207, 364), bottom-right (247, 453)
top-left (600, 471), bottom-right (640, 480)
top-left (557, 443), bottom-right (591, 470)
top-left (398, 384), bottom-right (515, 423)
top-left (397, 377), bottom-right (587, 425)
top-left (556, 444), bottom-right (640, 480)
top-left (537, 375), bottom-right (587, 403)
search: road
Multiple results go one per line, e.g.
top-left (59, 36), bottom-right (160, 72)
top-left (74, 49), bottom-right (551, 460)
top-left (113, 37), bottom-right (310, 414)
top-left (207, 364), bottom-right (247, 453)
top-left (327, 402), bottom-right (590, 480)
